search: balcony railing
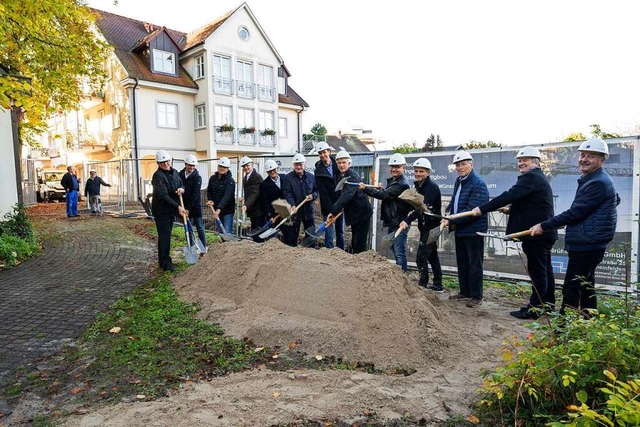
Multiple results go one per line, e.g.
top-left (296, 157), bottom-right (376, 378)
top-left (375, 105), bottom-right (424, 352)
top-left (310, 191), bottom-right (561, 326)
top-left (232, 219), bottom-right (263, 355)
top-left (215, 127), bottom-right (235, 144)
top-left (259, 134), bottom-right (276, 147)
top-left (213, 77), bottom-right (233, 95)
top-left (236, 81), bottom-right (255, 99)
top-left (257, 85), bottom-right (276, 102)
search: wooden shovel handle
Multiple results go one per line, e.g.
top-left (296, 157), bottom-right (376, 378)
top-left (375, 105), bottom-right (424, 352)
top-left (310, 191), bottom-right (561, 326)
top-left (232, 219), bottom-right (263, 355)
top-left (326, 211), bottom-right (343, 227)
top-left (505, 229), bottom-right (533, 240)
top-left (178, 194), bottom-right (188, 223)
top-left (446, 210), bottom-right (476, 220)
top-left (207, 202), bottom-right (219, 219)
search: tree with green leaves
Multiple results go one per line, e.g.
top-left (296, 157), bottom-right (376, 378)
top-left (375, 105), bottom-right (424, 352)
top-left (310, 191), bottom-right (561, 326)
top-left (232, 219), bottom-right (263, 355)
top-left (422, 133), bottom-right (443, 151)
top-left (563, 132), bottom-right (587, 142)
top-left (0, 0), bottom-right (110, 145)
top-left (393, 141), bottom-right (421, 154)
top-left (589, 123), bottom-right (621, 139)
top-left (462, 140), bottom-right (502, 149)
top-left (310, 123), bottom-right (327, 136)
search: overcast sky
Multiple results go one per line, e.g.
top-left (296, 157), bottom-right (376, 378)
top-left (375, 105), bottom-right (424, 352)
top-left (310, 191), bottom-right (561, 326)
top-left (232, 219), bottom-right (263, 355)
top-left (87, 0), bottom-right (640, 147)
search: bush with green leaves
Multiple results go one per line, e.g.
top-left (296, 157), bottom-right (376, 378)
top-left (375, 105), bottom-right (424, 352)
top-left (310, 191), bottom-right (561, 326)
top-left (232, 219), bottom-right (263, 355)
top-left (0, 203), bottom-right (39, 267)
top-left (477, 298), bottom-right (640, 426)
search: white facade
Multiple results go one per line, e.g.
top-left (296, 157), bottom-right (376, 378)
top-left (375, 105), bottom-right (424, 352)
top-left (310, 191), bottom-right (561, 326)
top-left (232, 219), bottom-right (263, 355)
top-left (0, 109), bottom-right (18, 215)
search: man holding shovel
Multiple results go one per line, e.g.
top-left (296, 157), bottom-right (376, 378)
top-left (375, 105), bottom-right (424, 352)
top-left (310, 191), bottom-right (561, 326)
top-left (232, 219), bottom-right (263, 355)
top-left (151, 150), bottom-right (186, 272)
top-left (240, 156), bottom-right (264, 231)
top-left (282, 153), bottom-right (318, 247)
top-left (398, 158), bottom-right (443, 291)
top-left (330, 151), bottom-right (372, 254)
top-left (443, 151), bottom-right (489, 308)
top-left (259, 159), bottom-right (294, 243)
top-left (207, 157), bottom-right (236, 235)
top-left (179, 154), bottom-right (206, 252)
top-left (471, 147), bottom-right (557, 319)
top-left (314, 142), bottom-right (344, 250)
top-left (361, 153), bottom-right (411, 271)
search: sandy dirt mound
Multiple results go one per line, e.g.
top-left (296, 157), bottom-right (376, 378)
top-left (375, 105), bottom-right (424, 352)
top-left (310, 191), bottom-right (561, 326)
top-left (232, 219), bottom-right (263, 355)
top-left (174, 240), bottom-right (462, 370)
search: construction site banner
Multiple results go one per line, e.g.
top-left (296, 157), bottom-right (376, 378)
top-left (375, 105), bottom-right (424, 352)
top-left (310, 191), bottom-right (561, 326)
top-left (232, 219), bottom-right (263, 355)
top-left (373, 137), bottom-right (639, 289)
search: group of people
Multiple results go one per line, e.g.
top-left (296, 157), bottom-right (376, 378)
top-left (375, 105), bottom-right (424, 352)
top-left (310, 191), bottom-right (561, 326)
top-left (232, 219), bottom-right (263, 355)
top-left (60, 165), bottom-right (111, 218)
top-left (151, 136), bottom-right (619, 318)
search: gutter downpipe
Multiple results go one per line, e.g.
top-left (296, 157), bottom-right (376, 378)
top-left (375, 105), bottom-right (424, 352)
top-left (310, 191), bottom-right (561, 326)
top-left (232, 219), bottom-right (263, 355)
top-left (296, 105), bottom-right (305, 153)
top-left (131, 78), bottom-right (141, 200)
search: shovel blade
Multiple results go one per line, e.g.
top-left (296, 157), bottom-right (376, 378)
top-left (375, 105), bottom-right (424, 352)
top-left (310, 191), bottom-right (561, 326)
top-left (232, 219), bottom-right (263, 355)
top-left (426, 224), bottom-right (445, 245)
top-left (299, 235), bottom-right (317, 248)
top-left (378, 231), bottom-right (395, 254)
top-left (258, 227), bottom-right (279, 240)
top-left (194, 237), bottom-right (206, 253)
top-left (183, 247), bottom-right (199, 264)
top-left (335, 177), bottom-right (348, 192)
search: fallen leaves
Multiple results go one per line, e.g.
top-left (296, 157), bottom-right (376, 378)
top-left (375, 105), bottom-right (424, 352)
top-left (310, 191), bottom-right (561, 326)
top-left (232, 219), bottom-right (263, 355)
top-left (109, 326), bottom-right (121, 334)
top-left (315, 355), bottom-right (323, 361)
top-left (70, 387), bottom-right (83, 395)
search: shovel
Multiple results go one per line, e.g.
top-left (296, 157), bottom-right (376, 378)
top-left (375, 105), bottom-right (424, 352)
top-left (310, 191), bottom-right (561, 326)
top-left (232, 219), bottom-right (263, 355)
top-left (246, 215), bottom-right (280, 238)
top-left (258, 198), bottom-right (311, 240)
top-left (476, 230), bottom-right (533, 241)
top-left (398, 188), bottom-right (443, 220)
top-left (178, 195), bottom-right (199, 265)
top-left (299, 211), bottom-right (343, 248)
top-left (379, 225), bottom-right (406, 254)
top-left (334, 177), bottom-right (378, 192)
top-left (207, 203), bottom-right (240, 242)
top-left (425, 210), bottom-right (477, 244)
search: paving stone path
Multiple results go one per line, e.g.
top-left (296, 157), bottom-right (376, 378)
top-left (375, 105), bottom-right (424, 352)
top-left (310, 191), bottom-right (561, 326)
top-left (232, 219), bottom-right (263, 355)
top-left (0, 214), bottom-right (157, 379)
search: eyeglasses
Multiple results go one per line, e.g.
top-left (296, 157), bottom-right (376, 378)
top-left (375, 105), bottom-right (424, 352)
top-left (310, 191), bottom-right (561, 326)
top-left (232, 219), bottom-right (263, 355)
top-left (389, 165), bottom-right (402, 169)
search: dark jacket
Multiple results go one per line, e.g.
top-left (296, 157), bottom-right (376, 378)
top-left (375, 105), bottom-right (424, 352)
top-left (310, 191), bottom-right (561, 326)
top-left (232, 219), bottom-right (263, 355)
top-left (446, 169), bottom-right (489, 237)
top-left (282, 170), bottom-right (318, 221)
top-left (314, 157), bottom-right (340, 215)
top-left (260, 174), bottom-right (286, 218)
top-left (479, 167), bottom-right (557, 241)
top-left (179, 168), bottom-right (203, 219)
top-left (207, 171), bottom-right (236, 216)
top-left (403, 176), bottom-right (441, 235)
top-left (542, 167), bottom-right (618, 251)
top-left (243, 169), bottom-right (263, 218)
top-left (61, 172), bottom-right (79, 192)
top-left (364, 175), bottom-right (411, 229)
top-left (330, 168), bottom-right (372, 226)
top-left (151, 167), bottom-right (183, 216)
top-left (84, 176), bottom-right (111, 197)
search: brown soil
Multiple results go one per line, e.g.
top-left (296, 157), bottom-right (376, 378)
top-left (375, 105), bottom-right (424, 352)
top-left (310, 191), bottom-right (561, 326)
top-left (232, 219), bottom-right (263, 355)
top-left (62, 239), bottom-right (532, 426)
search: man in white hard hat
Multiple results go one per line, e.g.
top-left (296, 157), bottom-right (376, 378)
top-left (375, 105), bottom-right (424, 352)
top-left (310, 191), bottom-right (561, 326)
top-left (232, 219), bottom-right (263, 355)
top-left (151, 150), bottom-right (186, 271)
top-left (179, 154), bottom-right (206, 250)
top-left (360, 153), bottom-right (411, 271)
top-left (259, 159), bottom-right (294, 243)
top-left (472, 147), bottom-right (557, 319)
top-left (531, 138), bottom-right (619, 316)
top-left (314, 142), bottom-right (345, 250)
top-left (84, 168), bottom-right (111, 215)
top-left (330, 151), bottom-right (372, 253)
top-left (444, 151), bottom-right (489, 308)
top-left (398, 157), bottom-right (443, 291)
top-left (240, 156), bottom-right (265, 231)
top-left (282, 153), bottom-right (318, 246)
top-left (207, 157), bottom-right (236, 234)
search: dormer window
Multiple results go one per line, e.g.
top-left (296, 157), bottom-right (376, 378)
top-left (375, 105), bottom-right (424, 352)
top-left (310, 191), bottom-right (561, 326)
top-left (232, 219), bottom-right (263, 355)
top-left (152, 49), bottom-right (175, 74)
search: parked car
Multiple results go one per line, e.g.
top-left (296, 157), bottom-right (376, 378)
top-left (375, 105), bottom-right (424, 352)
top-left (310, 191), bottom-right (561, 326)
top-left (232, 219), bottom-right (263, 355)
top-left (37, 170), bottom-right (66, 202)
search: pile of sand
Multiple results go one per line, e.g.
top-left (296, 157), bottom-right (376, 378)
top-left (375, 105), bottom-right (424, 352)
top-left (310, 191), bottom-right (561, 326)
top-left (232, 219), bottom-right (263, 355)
top-left (174, 239), bottom-right (464, 369)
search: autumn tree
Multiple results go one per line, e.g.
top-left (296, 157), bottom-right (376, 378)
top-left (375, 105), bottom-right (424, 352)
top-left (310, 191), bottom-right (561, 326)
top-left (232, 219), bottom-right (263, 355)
top-left (563, 132), bottom-right (587, 142)
top-left (310, 123), bottom-right (328, 136)
top-left (422, 133), bottom-right (443, 151)
top-left (589, 123), bottom-right (621, 139)
top-left (0, 0), bottom-right (110, 144)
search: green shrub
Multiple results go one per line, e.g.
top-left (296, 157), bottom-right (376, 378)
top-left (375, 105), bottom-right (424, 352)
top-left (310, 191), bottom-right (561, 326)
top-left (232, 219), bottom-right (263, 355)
top-left (477, 299), bottom-right (640, 426)
top-left (0, 204), bottom-right (38, 267)
top-left (0, 204), bottom-right (34, 241)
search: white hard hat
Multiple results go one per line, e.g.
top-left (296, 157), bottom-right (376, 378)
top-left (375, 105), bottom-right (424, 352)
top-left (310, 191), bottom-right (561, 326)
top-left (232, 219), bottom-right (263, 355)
top-left (335, 150), bottom-right (351, 160)
top-left (155, 150), bottom-right (171, 162)
top-left (413, 158), bottom-right (432, 170)
top-left (578, 137), bottom-right (609, 158)
top-left (240, 156), bottom-right (253, 167)
top-left (264, 159), bottom-right (278, 172)
top-left (292, 153), bottom-right (306, 164)
top-left (388, 153), bottom-right (406, 166)
top-left (89, 168), bottom-right (97, 173)
top-left (185, 154), bottom-right (198, 166)
top-left (218, 157), bottom-right (231, 168)
top-left (316, 142), bottom-right (333, 153)
top-left (515, 146), bottom-right (541, 159)
top-left (452, 151), bottom-right (473, 164)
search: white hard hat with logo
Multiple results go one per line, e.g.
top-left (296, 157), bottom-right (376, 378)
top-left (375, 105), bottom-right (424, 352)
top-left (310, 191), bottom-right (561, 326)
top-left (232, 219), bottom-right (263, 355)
top-left (515, 146), bottom-right (541, 159)
top-left (335, 150), bottom-right (351, 160)
top-left (413, 158), bottom-right (432, 170)
top-left (578, 137), bottom-right (609, 158)
top-left (315, 142), bottom-right (333, 153)
top-left (240, 156), bottom-right (253, 167)
top-left (217, 157), bottom-right (231, 168)
top-left (388, 153), bottom-right (406, 166)
top-left (185, 154), bottom-right (198, 166)
top-left (264, 159), bottom-right (278, 172)
top-left (452, 151), bottom-right (473, 164)
top-left (292, 153), bottom-right (306, 164)
top-left (155, 150), bottom-right (171, 162)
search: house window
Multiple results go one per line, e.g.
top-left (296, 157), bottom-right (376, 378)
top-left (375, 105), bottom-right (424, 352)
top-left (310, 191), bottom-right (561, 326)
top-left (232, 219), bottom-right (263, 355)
top-left (213, 54), bottom-right (232, 95)
top-left (111, 104), bottom-right (120, 129)
top-left (236, 60), bottom-right (254, 98)
top-left (152, 49), bottom-right (176, 74)
top-left (259, 110), bottom-right (274, 133)
top-left (257, 64), bottom-right (274, 101)
top-left (214, 104), bottom-right (233, 128)
top-left (277, 77), bottom-right (286, 95)
top-left (195, 104), bottom-right (206, 129)
top-left (194, 55), bottom-right (205, 79)
top-left (238, 107), bottom-right (254, 129)
top-left (238, 26), bottom-right (250, 41)
top-left (279, 117), bottom-right (288, 138)
top-left (157, 102), bottom-right (178, 128)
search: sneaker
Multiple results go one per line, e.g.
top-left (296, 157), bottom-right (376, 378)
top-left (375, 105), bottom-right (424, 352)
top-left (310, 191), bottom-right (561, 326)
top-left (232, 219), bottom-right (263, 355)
top-left (449, 293), bottom-right (470, 300)
top-left (427, 285), bottom-right (444, 293)
top-left (466, 299), bottom-right (483, 308)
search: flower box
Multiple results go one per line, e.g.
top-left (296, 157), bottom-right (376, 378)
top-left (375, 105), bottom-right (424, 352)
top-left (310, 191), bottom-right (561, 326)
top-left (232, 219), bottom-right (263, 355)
top-left (261, 129), bottom-right (276, 136)
top-left (218, 124), bottom-right (234, 132)
top-left (240, 126), bottom-right (256, 135)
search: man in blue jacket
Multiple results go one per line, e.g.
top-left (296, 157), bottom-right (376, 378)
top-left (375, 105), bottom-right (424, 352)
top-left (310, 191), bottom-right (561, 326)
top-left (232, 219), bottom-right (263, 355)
top-left (84, 169), bottom-right (111, 215)
top-left (314, 142), bottom-right (344, 250)
top-left (282, 153), bottom-right (318, 247)
top-left (472, 147), bottom-right (557, 319)
top-left (444, 151), bottom-right (489, 308)
top-left (61, 165), bottom-right (80, 218)
top-left (179, 154), bottom-right (206, 250)
top-left (531, 138), bottom-right (618, 316)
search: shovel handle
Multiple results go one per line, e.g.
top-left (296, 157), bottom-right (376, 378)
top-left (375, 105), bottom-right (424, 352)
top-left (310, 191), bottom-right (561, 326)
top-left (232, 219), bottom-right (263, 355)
top-left (325, 211), bottom-right (343, 227)
top-left (505, 230), bottom-right (533, 240)
top-left (445, 210), bottom-right (476, 220)
top-left (178, 194), bottom-right (188, 223)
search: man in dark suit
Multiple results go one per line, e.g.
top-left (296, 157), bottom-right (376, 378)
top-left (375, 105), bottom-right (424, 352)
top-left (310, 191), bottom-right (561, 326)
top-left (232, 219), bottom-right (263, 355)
top-left (240, 156), bottom-right (264, 230)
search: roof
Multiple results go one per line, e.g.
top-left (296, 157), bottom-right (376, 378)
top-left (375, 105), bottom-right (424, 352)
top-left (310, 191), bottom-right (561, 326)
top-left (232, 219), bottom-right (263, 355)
top-left (325, 135), bottom-right (369, 153)
top-left (91, 9), bottom-right (197, 89)
top-left (279, 85), bottom-right (309, 108)
top-left (183, 11), bottom-right (233, 51)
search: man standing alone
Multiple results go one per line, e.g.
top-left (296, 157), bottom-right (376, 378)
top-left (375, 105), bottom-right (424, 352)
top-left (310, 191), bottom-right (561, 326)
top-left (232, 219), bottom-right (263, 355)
top-left (531, 138), bottom-right (618, 315)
